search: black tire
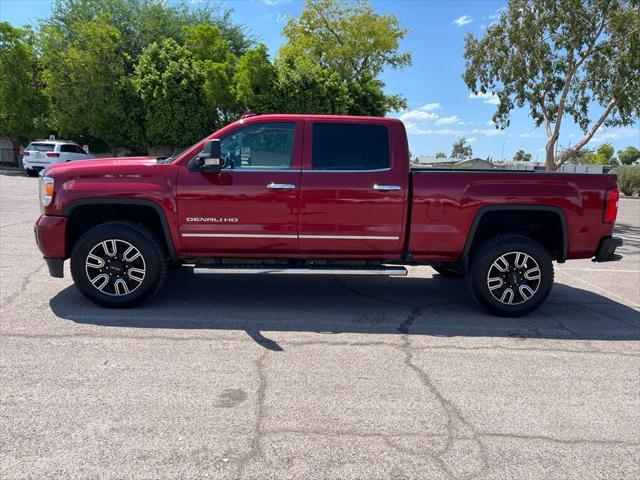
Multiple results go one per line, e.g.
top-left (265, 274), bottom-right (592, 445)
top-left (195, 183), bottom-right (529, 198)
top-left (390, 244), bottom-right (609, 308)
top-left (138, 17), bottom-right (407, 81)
top-left (25, 169), bottom-right (39, 177)
top-left (70, 221), bottom-right (168, 307)
top-left (432, 265), bottom-right (465, 278)
top-left (468, 234), bottom-right (553, 317)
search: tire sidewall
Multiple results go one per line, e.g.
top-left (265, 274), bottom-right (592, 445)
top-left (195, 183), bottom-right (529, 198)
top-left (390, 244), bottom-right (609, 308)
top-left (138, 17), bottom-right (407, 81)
top-left (471, 238), bottom-right (553, 316)
top-left (71, 224), bottom-right (162, 307)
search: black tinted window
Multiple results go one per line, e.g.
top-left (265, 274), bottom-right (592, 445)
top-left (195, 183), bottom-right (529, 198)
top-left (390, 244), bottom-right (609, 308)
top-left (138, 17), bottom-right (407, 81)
top-left (312, 123), bottom-right (390, 170)
top-left (60, 145), bottom-right (74, 152)
top-left (74, 145), bottom-right (87, 154)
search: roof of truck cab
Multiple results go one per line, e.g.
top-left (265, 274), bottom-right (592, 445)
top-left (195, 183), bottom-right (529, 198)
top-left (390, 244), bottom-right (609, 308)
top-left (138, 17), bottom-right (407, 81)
top-left (241, 113), bottom-right (403, 124)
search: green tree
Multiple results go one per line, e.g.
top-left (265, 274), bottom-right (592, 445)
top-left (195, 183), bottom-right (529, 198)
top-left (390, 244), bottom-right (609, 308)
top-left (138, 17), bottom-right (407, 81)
top-left (44, 0), bottom-right (251, 62)
top-left (233, 44), bottom-right (277, 112)
top-left (585, 152), bottom-right (608, 164)
top-left (513, 149), bottom-right (532, 162)
top-left (618, 146), bottom-right (640, 165)
top-left (561, 146), bottom-right (593, 164)
top-left (451, 138), bottom-right (473, 159)
top-left (279, 0), bottom-right (410, 114)
top-left (435, 151), bottom-right (447, 158)
top-left (133, 39), bottom-right (211, 148)
top-left (41, 15), bottom-right (141, 150)
top-left (185, 24), bottom-right (239, 126)
top-left (0, 23), bottom-right (49, 143)
top-left (463, 0), bottom-right (640, 170)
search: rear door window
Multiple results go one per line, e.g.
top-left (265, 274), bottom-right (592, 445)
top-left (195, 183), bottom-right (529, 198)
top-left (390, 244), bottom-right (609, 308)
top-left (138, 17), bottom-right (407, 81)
top-left (312, 123), bottom-right (390, 171)
top-left (60, 145), bottom-right (75, 153)
top-left (27, 143), bottom-right (56, 152)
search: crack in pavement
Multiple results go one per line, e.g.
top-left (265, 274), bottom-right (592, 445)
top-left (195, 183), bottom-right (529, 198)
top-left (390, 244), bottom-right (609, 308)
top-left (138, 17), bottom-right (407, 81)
top-left (4, 332), bottom-right (639, 358)
top-left (1, 264), bottom-right (46, 308)
top-left (235, 350), bottom-right (267, 479)
top-left (480, 432), bottom-right (640, 447)
top-left (334, 277), bottom-right (490, 479)
top-left (0, 220), bottom-right (36, 230)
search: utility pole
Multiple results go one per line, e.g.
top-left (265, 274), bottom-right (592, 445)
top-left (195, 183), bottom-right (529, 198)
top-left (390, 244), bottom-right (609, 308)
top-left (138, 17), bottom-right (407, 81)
top-left (501, 137), bottom-right (510, 162)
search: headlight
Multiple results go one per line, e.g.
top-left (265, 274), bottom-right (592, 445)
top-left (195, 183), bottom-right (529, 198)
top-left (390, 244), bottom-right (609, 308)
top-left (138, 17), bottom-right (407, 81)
top-left (39, 176), bottom-right (54, 207)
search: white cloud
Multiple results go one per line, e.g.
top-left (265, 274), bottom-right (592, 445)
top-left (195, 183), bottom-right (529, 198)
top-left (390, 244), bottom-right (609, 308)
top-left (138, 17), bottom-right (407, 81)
top-left (435, 115), bottom-right (461, 126)
top-left (404, 122), bottom-right (426, 135)
top-left (419, 102), bottom-right (442, 111)
top-left (591, 126), bottom-right (640, 143)
top-left (262, 0), bottom-right (290, 5)
top-left (467, 137), bottom-right (477, 143)
top-left (454, 15), bottom-right (473, 27)
top-left (404, 123), bottom-right (465, 136)
top-left (472, 128), bottom-right (505, 137)
top-left (469, 92), bottom-right (500, 105)
top-left (276, 13), bottom-right (288, 23)
top-left (399, 110), bottom-right (439, 122)
top-left (518, 131), bottom-right (545, 138)
top-left (432, 128), bottom-right (465, 136)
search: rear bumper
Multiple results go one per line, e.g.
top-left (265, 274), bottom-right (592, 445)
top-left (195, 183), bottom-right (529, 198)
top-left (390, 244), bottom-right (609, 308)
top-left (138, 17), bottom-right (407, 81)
top-left (35, 215), bottom-right (67, 277)
top-left (593, 236), bottom-right (623, 262)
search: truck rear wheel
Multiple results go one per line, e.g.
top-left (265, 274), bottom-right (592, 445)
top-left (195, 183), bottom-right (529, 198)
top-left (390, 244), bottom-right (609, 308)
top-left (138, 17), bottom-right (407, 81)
top-left (469, 234), bottom-right (553, 317)
top-left (70, 221), bottom-right (168, 307)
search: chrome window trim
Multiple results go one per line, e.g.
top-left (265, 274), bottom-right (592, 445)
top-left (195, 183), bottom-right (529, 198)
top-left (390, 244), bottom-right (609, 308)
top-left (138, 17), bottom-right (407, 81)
top-left (302, 167), bottom-right (392, 173)
top-left (221, 168), bottom-right (297, 173)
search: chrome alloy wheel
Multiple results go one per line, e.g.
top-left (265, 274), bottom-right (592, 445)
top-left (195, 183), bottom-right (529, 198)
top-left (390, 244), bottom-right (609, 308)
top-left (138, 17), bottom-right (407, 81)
top-left (85, 239), bottom-right (146, 296)
top-left (486, 251), bottom-right (541, 305)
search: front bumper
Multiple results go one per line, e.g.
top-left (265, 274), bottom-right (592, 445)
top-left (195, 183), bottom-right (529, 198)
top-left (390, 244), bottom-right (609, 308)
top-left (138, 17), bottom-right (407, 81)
top-left (34, 215), bottom-right (67, 277)
top-left (593, 236), bottom-right (623, 262)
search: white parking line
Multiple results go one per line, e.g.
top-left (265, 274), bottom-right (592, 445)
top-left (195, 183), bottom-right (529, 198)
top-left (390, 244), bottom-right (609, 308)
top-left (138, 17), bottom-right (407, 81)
top-left (557, 267), bottom-right (640, 273)
top-left (557, 269), bottom-right (639, 306)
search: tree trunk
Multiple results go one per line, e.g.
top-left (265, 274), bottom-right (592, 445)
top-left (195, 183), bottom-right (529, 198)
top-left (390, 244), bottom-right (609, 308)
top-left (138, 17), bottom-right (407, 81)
top-left (545, 140), bottom-right (558, 170)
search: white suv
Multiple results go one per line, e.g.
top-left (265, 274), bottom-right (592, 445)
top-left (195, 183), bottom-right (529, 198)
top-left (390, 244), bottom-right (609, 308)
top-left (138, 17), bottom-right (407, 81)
top-left (22, 141), bottom-right (94, 176)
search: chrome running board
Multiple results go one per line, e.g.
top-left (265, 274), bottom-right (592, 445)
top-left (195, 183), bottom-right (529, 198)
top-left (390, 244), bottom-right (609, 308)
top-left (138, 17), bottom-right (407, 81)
top-left (193, 264), bottom-right (407, 276)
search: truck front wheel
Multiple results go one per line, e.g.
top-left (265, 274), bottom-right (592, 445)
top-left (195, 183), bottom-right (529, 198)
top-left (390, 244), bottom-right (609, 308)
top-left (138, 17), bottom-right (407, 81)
top-left (469, 235), bottom-right (553, 317)
top-left (70, 221), bottom-right (168, 307)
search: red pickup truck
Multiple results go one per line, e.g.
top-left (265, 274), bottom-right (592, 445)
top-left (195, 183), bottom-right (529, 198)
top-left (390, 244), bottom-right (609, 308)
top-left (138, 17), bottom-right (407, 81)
top-left (34, 114), bottom-right (622, 316)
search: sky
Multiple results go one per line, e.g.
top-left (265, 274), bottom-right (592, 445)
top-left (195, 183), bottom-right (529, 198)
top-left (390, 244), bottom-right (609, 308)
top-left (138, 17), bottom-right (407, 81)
top-left (1, 0), bottom-right (638, 160)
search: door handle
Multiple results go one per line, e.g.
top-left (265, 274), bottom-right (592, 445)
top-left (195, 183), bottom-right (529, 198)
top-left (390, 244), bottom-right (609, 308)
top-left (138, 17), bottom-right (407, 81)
top-left (266, 183), bottom-right (296, 190)
top-left (373, 184), bottom-right (401, 191)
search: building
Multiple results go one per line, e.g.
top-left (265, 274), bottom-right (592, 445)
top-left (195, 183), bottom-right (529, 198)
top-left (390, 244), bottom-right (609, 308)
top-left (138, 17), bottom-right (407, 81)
top-left (0, 135), bottom-right (20, 166)
top-left (415, 156), bottom-right (497, 169)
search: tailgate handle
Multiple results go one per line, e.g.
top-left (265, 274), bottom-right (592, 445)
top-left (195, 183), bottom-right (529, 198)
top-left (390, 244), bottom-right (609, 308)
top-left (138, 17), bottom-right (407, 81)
top-left (266, 183), bottom-right (296, 190)
top-left (373, 184), bottom-right (401, 191)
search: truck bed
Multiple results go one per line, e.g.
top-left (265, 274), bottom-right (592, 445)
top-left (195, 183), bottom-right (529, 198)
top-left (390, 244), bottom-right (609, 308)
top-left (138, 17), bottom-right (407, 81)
top-left (408, 169), bottom-right (617, 262)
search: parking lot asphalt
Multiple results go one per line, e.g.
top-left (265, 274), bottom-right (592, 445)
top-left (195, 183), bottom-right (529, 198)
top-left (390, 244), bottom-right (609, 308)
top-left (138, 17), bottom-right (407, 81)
top-left (1, 169), bottom-right (639, 479)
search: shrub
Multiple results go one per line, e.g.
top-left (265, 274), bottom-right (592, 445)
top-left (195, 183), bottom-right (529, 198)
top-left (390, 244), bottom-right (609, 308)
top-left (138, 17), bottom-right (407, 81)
top-left (614, 165), bottom-right (640, 196)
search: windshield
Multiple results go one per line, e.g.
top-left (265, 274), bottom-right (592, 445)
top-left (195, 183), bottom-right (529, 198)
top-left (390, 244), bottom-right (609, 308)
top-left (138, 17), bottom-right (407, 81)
top-left (156, 142), bottom-right (200, 164)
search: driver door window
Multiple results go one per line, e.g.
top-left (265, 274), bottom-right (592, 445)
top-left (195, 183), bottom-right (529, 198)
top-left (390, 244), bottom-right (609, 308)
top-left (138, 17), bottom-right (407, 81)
top-left (221, 123), bottom-right (295, 170)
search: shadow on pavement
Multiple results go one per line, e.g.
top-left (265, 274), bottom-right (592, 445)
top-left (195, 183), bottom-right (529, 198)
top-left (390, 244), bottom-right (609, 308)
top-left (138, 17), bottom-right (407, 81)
top-left (49, 266), bottom-right (640, 348)
top-left (0, 167), bottom-right (27, 177)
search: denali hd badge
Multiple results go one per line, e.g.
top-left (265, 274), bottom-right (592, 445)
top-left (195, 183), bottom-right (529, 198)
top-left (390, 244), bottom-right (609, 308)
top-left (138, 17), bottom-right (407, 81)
top-left (186, 217), bottom-right (239, 223)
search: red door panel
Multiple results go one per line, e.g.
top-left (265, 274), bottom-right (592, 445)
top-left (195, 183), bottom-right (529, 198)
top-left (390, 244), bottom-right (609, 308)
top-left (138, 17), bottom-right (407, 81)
top-left (298, 119), bottom-right (409, 255)
top-left (176, 120), bottom-right (303, 255)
